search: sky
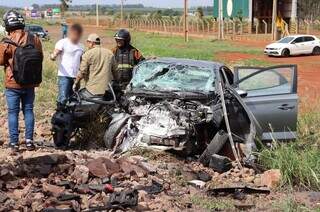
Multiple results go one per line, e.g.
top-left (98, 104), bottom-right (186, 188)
top-left (0, 0), bottom-right (213, 8)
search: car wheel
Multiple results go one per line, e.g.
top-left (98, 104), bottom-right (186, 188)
top-left (104, 113), bottom-right (130, 149)
top-left (199, 130), bottom-right (228, 166)
top-left (281, 48), bottom-right (290, 57)
top-left (312, 46), bottom-right (320, 55)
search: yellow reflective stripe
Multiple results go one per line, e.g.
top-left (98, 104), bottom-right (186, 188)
top-left (117, 64), bottom-right (133, 69)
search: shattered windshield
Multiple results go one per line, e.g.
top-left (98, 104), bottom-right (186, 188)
top-left (131, 61), bottom-right (215, 93)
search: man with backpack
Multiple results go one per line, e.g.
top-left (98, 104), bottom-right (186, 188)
top-left (0, 10), bottom-right (43, 151)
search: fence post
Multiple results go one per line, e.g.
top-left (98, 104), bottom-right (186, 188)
top-left (232, 20), bottom-right (236, 40)
top-left (262, 20), bottom-right (267, 34)
top-left (304, 19), bottom-right (310, 34)
top-left (239, 20), bottom-right (243, 35)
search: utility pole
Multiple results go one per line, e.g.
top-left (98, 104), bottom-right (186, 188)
top-left (96, 0), bottom-right (99, 27)
top-left (271, 0), bottom-right (277, 40)
top-left (184, 0), bottom-right (189, 42)
top-left (218, 0), bottom-right (224, 40)
top-left (121, 0), bottom-right (125, 26)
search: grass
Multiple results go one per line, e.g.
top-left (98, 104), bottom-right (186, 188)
top-left (190, 195), bottom-right (235, 211)
top-left (258, 105), bottom-right (320, 190)
top-left (108, 30), bottom-right (263, 63)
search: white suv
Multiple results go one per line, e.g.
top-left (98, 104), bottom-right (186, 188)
top-left (264, 35), bottom-right (320, 57)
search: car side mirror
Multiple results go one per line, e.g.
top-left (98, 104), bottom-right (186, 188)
top-left (236, 89), bottom-right (248, 98)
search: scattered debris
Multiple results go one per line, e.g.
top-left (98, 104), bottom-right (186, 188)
top-left (294, 192), bottom-right (320, 209)
top-left (142, 180), bottom-right (164, 194)
top-left (188, 180), bottom-right (206, 189)
top-left (208, 154), bottom-right (232, 173)
top-left (207, 185), bottom-right (270, 197)
top-left (108, 189), bottom-right (139, 208)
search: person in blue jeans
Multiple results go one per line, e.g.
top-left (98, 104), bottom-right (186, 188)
top-left (61, 22), bottom-right (68, 38)
top-left (5, 88), bottom-right (35, 149)
top-left (0, 10), bottom-right (43, 151)
top-left (51, 24), bottom-right (84, 107)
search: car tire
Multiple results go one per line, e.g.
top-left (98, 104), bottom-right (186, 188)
top-left (104, 113), bottom-right (130, 150)
top-left (312, 46), bottom-right (320, 55)
top-left (281, 48), bottom-right (290, 57)
top-left (199, 130), bottom-right (228, 166)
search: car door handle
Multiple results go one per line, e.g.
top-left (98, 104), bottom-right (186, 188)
top-left (278, 104), bottom-right (295, 111)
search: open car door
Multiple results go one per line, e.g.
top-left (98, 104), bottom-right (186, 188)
top-left (233, 65), bottom-right (298, 142)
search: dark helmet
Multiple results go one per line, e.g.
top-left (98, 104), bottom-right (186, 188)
top-left (114, 29), bottom-right (131, 43)
top-left (3, 10), bottom-right (25, 32)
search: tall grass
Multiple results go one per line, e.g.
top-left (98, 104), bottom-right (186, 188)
top-left (258, 104), bottom-right (320, 190)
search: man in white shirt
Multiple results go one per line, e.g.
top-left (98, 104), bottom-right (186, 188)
top-left (50, 23), bottom-right (84, 106)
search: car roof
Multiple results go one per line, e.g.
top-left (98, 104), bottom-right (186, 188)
top-left (285, 34), bottom-right (317, 38)
top-left (146, 57), bottom-right (224, 69)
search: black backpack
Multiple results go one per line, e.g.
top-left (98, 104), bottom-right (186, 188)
top-left (2, 33), bottom-right (43, 85)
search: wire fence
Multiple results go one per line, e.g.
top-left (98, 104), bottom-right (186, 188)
top-left (66, 16), bottom-right (320, 41)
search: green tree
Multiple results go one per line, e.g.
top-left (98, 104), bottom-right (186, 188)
top-left (195, 7), bottom-right (204, 19)
top-left (60, 0), bottom-right (72, 16)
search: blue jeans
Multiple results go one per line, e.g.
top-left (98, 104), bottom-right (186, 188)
top-left (5, 88), bottom-right (35, 145)
top-left (57, 76), bottom-right (75, 104)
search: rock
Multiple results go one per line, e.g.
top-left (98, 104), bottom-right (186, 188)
top-left (138, 161), bottom-right (157, 174)
top-left (5, 180), bottom-right (20, 189)
top-left (294, 192), bottom-right (320, 209)
top-left (0, 168), bottom-right (14, 181)
top-left (244, 176), bottom-right (255, 184)
top-left (261, 169), bottom-right (281, 189)
top-left (24, 153), bottom-right (67, 165)
top-left (118, 159), bottom-right (147, 178)
top-left (253, 177), bottom-right (261, 186)
top-left (208, 154), bottom-right (232, 173)
top-left (197, 171), bottom-right (212, 182)
top-left (71, 165), bottom-right (89, 184)
top-left (42, 183), bottom-right (65, 197)
top-left (188, 180), bottom-right (206, 189)
top-left (87, 157), bottom-right (121, 178)
top-left (0, 191), bottom-right (9, 203)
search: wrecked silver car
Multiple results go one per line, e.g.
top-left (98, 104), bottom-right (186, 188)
top-left (104, 58), bottom-right (298, 162)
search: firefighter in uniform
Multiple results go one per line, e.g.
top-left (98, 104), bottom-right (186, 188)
top-left (112, 29), bottom-right (144, 90)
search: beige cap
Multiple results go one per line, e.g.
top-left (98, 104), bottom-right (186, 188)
top-left (87, 33), bottom-right (100, 43)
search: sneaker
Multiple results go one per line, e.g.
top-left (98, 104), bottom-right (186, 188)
top-left (9, 143), bottom-right (20, 152)
top-left (26, 140), bottom-right (36, 151)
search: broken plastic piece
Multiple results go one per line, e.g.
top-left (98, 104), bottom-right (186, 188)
top-left (142, 180), bottom-right (163, 194)
top-left (107, 189), bottom-right (139, 208)
top-left (208, 154), bottom-right (232, 173)
top-left (207, 185), bottom-right (270, 197)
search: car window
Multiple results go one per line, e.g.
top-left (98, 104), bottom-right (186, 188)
top-left (293, 37), bottom-right (304, 43)
top-left (304, 36), bottom-right (315, 42)
top-left (238, 67), bottom-right (294, 97)
top-left (278, 37), bottom-right (294, 43)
